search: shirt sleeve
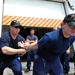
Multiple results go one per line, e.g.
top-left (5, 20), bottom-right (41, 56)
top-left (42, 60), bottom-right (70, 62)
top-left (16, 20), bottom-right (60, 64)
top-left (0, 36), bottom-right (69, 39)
top-left (26, 36), bottom-right (29, 40)
top-left (35, 36), bottom-right (38, 41)
top-left (18, 35), bottom-right (25, 42)
top-left (0, 35), bottom-right (9, 48)
top-left (21, 37), bottom-right (25, 42)
top-left (70, 36), bottom-right (75, 45)
top-left (38, 35), bottom-right (50, 49)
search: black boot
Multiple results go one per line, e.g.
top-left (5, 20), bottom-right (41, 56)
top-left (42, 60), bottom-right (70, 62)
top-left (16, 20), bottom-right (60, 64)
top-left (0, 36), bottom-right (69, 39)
top-left (25, 68), bottom-right (30, 73)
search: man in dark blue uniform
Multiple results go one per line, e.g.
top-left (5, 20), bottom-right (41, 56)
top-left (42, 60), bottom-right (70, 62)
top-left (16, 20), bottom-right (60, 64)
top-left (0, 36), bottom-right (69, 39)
top-left (18, 14), bottom-right (75, 75)
top-left (25, 29), bottom-right (38, 72)
top-left (0, 20), bottom-right (26, 75)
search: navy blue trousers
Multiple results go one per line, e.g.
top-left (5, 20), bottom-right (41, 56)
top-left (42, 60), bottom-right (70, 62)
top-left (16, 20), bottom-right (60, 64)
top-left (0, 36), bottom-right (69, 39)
top-left (33, 56), bottom-right (64, 75)
top-left (27, 50), bottom-right (37, 69)
top-left (0, 58), bottom-right (22, 75)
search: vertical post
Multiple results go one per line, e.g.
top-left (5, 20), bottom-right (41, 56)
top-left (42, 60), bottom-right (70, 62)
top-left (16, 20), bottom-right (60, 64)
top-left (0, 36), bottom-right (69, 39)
top-left (0, 0), bottom-right (4, 37)
top-left (64, 0), bottom-right (75, 14)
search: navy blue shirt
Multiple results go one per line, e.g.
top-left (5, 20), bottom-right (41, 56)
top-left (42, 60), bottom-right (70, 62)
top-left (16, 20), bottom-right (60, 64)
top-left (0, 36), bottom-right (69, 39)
top-left (37, 28), bottom-right (75, 62)
top-left (26, 35), bottom-right (38, 41)
top-left (0, 32), bottom-right (25, 62)
top-left (26, 35), bottom-right (38, 53)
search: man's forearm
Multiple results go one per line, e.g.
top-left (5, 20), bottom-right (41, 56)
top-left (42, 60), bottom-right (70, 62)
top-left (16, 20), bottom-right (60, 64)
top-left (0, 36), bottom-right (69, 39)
top-left (26, 42), bottom-right (38, 51)
top-left (27, 41), bottom-right (34, 43)
top-left (1, 46), bottom-right (26, 55)
top-left (26, 40), bottom-right (37, 44)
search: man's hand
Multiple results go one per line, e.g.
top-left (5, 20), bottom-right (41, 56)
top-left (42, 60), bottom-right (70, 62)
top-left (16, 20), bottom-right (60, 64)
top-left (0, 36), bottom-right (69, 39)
top-left (18, 41), bottom-right (30, 49)
top-left (66, 48), bottom-right (70, 54)
top-left (18, 41), bottom-right (25, 48)
top-left (18, 41), bottom-right (38, 52)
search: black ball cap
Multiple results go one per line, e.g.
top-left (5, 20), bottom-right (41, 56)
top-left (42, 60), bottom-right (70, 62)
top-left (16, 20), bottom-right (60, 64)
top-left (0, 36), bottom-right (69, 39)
top-left (63, 14), bottom-right (75, 27)
top-left (10, 20), bottom-right (22, 28)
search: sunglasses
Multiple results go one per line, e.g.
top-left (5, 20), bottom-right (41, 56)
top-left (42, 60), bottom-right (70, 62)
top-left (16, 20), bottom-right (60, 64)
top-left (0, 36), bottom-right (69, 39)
top-left (14, 26), bottom-right (21, 28)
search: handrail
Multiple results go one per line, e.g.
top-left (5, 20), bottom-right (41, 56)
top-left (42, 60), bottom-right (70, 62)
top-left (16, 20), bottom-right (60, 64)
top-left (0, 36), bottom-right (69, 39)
top-left (66, 0), bottom-right (74, 10)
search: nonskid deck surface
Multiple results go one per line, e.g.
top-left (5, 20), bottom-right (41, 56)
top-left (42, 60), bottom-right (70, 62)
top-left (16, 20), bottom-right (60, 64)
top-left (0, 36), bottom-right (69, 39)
top-left (3, 62), bottom-right (75, 75)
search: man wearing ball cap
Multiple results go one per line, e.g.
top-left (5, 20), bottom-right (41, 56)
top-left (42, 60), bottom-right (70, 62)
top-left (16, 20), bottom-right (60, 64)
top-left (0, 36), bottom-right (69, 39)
top-left (0, 20), bottom-right (26, 75)
top-left (18, 14), bottom-right (75, 75)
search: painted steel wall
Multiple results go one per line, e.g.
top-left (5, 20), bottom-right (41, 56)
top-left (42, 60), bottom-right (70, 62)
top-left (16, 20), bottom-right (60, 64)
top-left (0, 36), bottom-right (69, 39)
top-left (3, 0), bottom-right (65, 19)
top-left (2, 0), bottom-right (66, 28)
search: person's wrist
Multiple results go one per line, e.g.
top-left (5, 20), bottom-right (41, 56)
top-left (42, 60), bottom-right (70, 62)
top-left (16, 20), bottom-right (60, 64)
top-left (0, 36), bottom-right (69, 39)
top-left (21, 47), bottom-right (28, 52)
top-left (24, 49), bottom-right (27, 52)
top-left (20, 49), bottom-right (26, 56)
